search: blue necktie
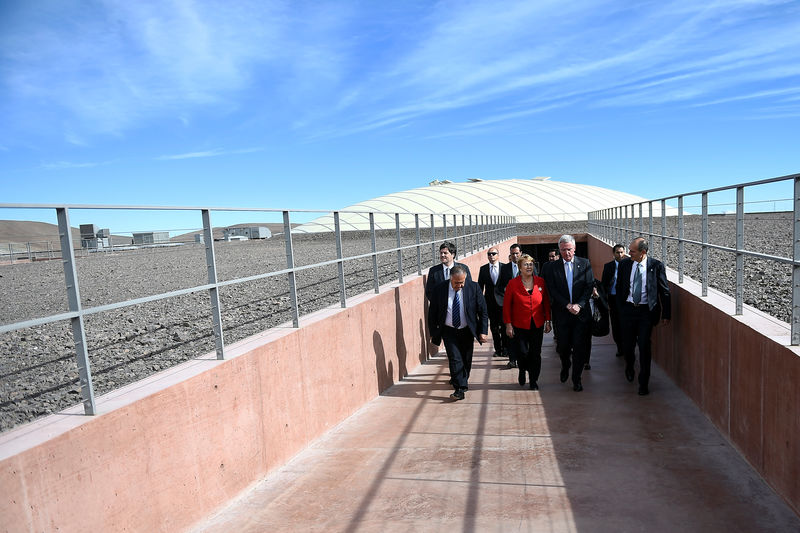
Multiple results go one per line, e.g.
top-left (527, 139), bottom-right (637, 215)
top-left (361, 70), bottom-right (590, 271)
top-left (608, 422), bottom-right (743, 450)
top-left (566, 261), bottom-right (573, 302)
top-left (632, 264), bottom-right (642, 304)
top-left (453, 290), bottom-right (461, 328)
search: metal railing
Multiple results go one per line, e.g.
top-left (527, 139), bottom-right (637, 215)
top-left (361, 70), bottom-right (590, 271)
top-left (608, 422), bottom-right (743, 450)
top-left (588, 172), bottom-right (800, 345)
top-left (0, 203), bottom-right (516, 417)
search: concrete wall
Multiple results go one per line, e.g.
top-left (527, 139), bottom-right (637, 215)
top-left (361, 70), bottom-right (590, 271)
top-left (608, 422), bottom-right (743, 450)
top-left (589, 236), bottom-right (800, 516)
top-left (0, 238), bottom-right (516, 533)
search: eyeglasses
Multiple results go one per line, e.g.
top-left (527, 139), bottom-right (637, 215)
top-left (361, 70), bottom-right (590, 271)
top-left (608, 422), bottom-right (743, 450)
top-left (487, 252), bottom-right (498, 256)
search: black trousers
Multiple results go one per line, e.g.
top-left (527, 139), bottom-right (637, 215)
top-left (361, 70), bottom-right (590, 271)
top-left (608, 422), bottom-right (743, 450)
top-left (608, 293), bottom-right (623, 355)
top-left (554, 315), bottom-right (590, 385)
top-left (513, 319), bottom-right (544, 382)
top-left (622, 303), bottom-right (654, 387)
top-left (486, 302), bottom-right (503, 355)
top-left (441, 326), bottom-right (475, 391)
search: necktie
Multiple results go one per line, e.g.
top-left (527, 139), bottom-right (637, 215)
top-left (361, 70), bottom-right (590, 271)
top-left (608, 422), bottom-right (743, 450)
top-left (491, 265), bottom-right (497, 284)
top-left (632, 263), bottom-right (642, 304)
top-left (611, 263), bottom-right (617, 295)
top-left (444, 267), bottom-right (449, 280)
top-left (566, 261), bottom-right (573, 302)
top-left (453, 290), bottom-right (461, 328)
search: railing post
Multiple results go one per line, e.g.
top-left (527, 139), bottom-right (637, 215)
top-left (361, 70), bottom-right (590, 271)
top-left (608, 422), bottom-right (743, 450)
top-left (56, 207), bottom-right (96, 415)
top-left (283, 211), bottom-right (300, 328)
top-left (442, 214), bottom-right (447, 240)
top-left (638, 203), bottom-right (643, 235)
top-left (202, 209), bottom-right (225, 359)
top-left (452, 214), bottom-right (458, 253)
top-left (792, 176), bottom-right (800, 344)
top-left (396, 213), bottom-right (403, 283)
top-left (648, 201), bottom-right (653, 246)
top-left (735, 187), bottom-right (744, 315)
top-left (468, 215), bottom-right (473, 254)
top-left (431, 214), bottom-right (436, 264)
top-left (678, 196), bottom-right (685, 283)
top-left (370, 212), bottom-right (379, 294)
top-left (415, 213), bottom-right (422, 276)
top-left (701, 193), bottom-right (709, 297)
top-left (661, 200), bottom-right (667, 266)
top-left (334, 212), bottom-right (346, 308)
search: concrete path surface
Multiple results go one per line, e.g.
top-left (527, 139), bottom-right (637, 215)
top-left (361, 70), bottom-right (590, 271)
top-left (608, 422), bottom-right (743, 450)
top-left (191, 335), bottom-right (800, 533)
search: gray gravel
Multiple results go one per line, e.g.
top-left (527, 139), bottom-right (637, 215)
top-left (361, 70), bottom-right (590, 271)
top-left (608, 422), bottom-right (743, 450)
top-left (0, 214), bottom-right (793, 432)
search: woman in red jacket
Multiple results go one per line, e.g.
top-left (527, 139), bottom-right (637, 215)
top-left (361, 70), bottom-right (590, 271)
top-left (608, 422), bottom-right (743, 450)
top-left (503, 254), bottom-right (552, 390)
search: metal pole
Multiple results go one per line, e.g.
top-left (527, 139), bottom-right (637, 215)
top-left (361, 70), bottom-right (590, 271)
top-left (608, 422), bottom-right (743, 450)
top-left (370, 212), bottom-right (379, 294)
top-left (678, 196), bottom-right (685, 283)
top-left (701, 193), bottom-right (708, 297)
top-left (56, 207), bottom-right (96, 415)
top-left (396, 213), bottom-right (403, 283)
top-left (8, 243), bottom-right (13, 264)
top-left (334, 212), bottom-right (346, 308)
top-left (202, 209), bottom-right (225, 359)
top-left (792, 176), bottom-right (800, 344)
top-left (735, 187), bottom-right (744, 315)
top-left (283, 211), bottom-right (300, 328)
top-left (415, 214), bottom-right (422, 276)
top-left (431, 214), bottom-right (436, 264)
top-left (638, 203), bottom-right (643, 235)
top-left (648, 201), bottom-right (653, 246)
top-left (442, 214), bottom-right (447, 240)
top-left (661, 200), bottom-right (667, 266)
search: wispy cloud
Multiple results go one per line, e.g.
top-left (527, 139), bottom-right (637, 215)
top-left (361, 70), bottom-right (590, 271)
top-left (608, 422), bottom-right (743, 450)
top-left (40, 160), bottom-right (112, 170)
top-left (157, 147), bottom-right (264, 160)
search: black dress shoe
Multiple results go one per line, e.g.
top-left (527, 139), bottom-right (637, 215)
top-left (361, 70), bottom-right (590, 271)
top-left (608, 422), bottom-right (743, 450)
top-left (573, 382), bottom-right (583, 392)
top-left (518, 370), bottom-right (526, 387)
top-left (615, 352), bottom-right (623, 358)
top-left (450, 390), bottom-right (465, 401)
top-left (625, 366), bottom-right (634, 382)
top-left (638, 386), bottom-right (649, 396)
top-left (530, 381), bottom-right (539, 391)
top-left (560, 367), bottom-right (569, 383)
top-left (584, 363), bottom-right (591, 370)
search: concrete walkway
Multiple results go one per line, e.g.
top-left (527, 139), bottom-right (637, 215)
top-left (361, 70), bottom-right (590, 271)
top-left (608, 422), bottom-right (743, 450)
top-left (192, 335), bottom-right (800, 533)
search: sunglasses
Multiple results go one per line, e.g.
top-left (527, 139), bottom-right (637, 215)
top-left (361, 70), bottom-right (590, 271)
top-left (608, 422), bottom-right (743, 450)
top-left (487, 252), bottom-right (498, 256)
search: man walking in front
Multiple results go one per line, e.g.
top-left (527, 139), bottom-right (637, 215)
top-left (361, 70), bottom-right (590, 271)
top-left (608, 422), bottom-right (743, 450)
top-left (541, 235), bottom-right (594, 391)
top-left (428, 265), bottom-right (489, 401)
top-left (478, 247), bottom-right (504, 357)
top-left (616, 237), bottom-right (671, 395)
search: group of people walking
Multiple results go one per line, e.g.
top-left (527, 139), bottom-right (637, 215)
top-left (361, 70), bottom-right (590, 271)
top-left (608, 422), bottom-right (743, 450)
top-left (426, 235), bottom-right (670, 401)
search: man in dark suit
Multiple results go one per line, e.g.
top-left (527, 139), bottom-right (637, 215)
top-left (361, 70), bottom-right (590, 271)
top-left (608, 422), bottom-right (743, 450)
top-left (540, 235), bottom-right (594, 391)
top-left (601, 243), bottom-right (627, 358)
top-left (616, 236), bottom-right (671, 396)
top-left (477, 246), bottom-right (504, 357)
top-left (428, 265), bottom-right (489, 401)
top-left (494, 243), bottom-right (522, 367)
top-left (425, 241), bottom-right (472, 301)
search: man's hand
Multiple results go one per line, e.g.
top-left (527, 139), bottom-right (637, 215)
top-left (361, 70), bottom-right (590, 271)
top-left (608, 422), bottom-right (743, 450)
top-left (567, 303), bottom-right (581, 315)
top-left (505, 323), bottom-right (514, 338)
top-left (478, 334), bottom-right (489, 344)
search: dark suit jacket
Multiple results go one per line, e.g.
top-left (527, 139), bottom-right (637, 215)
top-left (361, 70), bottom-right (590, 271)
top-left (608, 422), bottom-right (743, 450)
top-left (615, 256), bottom-right (671, 325)
top-left (540, 256), bottom-right (594, 324)
top-left (425, 262), bottom-right (472, 300)
top-left (427, 279), bottom-right (488, 346)
top-left (493, 262), bottom-right (518, 308)
top-left (601, 260), bottom-right (620, 297)
top-left (478, 262), bottom-right (503, 314)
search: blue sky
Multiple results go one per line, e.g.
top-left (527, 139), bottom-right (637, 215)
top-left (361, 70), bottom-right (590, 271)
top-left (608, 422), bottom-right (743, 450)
top-left (1, 0), bottom-right (799, 232)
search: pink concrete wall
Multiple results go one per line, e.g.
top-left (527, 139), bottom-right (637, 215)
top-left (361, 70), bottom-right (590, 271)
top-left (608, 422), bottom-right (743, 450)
top-left (0, 237), bottom-right (517, 533)
top-left (589, 236), bottom-right (800, 516)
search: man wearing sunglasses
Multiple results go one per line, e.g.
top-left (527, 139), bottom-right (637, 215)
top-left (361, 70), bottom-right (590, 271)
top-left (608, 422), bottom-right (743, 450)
top-left (478, 247), bottom-right (504, 357)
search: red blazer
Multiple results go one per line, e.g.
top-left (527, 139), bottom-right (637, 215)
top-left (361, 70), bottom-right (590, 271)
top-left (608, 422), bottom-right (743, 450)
top-left (502, 275), bottom-right (551, 329)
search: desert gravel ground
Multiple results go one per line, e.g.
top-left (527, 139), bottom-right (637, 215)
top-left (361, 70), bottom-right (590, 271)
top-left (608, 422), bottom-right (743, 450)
top-left (0, 215), bottom-right (793, 432)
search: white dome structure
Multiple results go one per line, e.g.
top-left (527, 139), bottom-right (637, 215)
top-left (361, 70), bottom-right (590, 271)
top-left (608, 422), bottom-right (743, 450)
top-left (294, 177), bottom-right (650, 233)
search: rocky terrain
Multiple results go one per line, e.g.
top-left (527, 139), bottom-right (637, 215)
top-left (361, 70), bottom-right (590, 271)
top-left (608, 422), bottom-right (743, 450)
top-left (0, 214), bottom-right (794, 432)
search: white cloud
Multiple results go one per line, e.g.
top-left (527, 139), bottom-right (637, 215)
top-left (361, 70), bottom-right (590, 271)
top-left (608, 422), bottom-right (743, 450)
top-left (157, 147), bottom-right (264, 160)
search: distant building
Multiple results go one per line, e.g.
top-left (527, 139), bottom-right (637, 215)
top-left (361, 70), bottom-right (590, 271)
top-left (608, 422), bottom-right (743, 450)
top-left (223, 226), bottom-right (271, 241)
top-left (132, 232), bottom-right (170, 245)
top-left (80, 224), bottom-right (110, 249)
